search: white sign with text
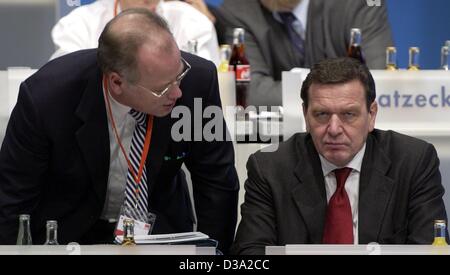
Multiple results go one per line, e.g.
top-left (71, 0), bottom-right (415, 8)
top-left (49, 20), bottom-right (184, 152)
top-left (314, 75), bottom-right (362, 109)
top-left (282, 70), bottom-right (450, 139)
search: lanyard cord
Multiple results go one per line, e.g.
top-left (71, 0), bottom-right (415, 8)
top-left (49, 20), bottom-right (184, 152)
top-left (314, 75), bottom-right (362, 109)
top-left (102, 76), bottom-right (154, 196)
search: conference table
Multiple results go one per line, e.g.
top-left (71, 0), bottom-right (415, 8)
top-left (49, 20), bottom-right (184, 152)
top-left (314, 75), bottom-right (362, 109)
top-left (0, 244), bottom-right (215, 255)
top-left (266, 244), bottom-right (450, 255)
top-left (1, 244), bottom-right (447, 255)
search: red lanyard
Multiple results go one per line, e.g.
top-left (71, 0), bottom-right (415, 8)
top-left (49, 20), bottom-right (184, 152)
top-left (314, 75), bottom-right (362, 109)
top-left (102, 76), bottom-right (154, 193)
top-left (114, 0), bottom-right (119, 17)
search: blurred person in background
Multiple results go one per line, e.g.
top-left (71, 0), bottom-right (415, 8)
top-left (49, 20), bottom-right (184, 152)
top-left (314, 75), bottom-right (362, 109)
top-left (51, 0), bottom-right (220, 65)
top-left (219, 0), bottom-right (393, 107)
top-left (166, 0), bottom-right (228, 44)
top-left (178, 0), bottom-right (216, 23)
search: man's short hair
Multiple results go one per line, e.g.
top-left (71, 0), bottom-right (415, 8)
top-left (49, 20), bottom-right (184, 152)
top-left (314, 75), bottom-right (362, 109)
top-left (97, 8), bottom-right (171, 83)
top-left (300, 57), bottom-right (376, 111)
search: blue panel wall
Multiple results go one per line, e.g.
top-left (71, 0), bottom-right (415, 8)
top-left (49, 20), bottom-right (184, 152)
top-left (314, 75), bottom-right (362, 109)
top-left (386, 0), bottom-right (450, 69)
top-left (59, 0), bottom-right (96, 18)
top-left (205, 0), bottom-right (222, 6)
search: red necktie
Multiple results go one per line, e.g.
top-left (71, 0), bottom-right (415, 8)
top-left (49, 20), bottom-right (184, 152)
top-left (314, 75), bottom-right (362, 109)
top-left (322, 167), bottom-right (354, 244)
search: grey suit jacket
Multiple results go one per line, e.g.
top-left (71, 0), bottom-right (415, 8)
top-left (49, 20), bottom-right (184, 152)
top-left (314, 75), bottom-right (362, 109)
top-left (220, 0), bottom-right (393, 107)
top-left (231, 130), bottom-right (448, 255)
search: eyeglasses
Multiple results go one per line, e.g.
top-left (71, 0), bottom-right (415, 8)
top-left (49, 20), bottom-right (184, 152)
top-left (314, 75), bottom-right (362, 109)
top-left (134, 57), bottom-right (191, 98)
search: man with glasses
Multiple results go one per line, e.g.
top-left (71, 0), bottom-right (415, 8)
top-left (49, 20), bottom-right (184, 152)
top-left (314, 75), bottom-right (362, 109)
top-left (0, 9), bottom-right (239, 254)
top-left (133, 57), bottom-right (191, 100)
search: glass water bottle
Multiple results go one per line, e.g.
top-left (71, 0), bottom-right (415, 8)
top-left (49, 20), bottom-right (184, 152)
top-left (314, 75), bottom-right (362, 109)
top-left (44, 220), bottom-right (59, 245)
top-left (16, 214), bottom-right (32, 245)
top-left (121, 219), bottom-right (136, 246)
top-left (441, 46), bottom-right (449, 70)
top-left (408, 47), bottom-right (420, 70)
top-left (432, 220), bottom-right (448, 246)
top-left (347, 28), bottom-right (365, 64)
top-left (385, 47), bottom-right (397, 71)
top-left (218, 44), bottom-right (231, 73)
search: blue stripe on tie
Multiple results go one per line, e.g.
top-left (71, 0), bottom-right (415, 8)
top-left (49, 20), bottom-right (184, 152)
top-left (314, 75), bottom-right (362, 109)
top-left (124, 109), bottom-right (149, 213)
top-left (279, 12), bottom-right (305, 66)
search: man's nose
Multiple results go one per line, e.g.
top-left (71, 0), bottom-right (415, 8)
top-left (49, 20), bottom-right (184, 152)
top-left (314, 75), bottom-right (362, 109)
top-left (327, 114), bottom-right (343, 136)
top-left (167, 84), bottom-right (182, 100)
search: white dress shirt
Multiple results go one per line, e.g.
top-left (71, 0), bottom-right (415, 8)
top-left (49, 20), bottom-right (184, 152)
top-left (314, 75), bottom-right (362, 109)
top-left (50, 0), bottom-right (220, 65)
top-left (319, 143), bottom-right (366, 244)
top-left (100, 84), bottom-right (135, 221)
top-left (273, 0), bottom-right (310, 40)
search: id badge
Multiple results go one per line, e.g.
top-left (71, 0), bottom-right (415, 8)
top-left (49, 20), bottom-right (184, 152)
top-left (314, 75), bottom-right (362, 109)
top-left (114, 204), bottom-right (157, 237)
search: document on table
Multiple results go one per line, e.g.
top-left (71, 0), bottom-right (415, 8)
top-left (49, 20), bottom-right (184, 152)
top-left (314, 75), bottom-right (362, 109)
top-left (115, 232), bottom-right (209, 244)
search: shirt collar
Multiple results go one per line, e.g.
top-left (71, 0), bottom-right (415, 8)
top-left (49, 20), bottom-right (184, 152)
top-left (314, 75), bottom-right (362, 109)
top-left (272, 0), bottom-right (309, 30)
top-left (319, 142), bottom-right (367, 177)
top-left (102, 80), bottom-right (131, 120)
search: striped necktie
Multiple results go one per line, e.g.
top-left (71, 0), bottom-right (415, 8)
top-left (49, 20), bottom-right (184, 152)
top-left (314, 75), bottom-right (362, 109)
top-left (279, 12), bottom-right (305, 66)
top-left (125, 109), bottom-right (149, 214)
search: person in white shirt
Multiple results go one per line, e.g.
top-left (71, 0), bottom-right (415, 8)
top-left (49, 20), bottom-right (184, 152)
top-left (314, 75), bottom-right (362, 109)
top-left (167, 0), bottom-right (216, 23)
top-left (51, 0), bottom-right (220, 65)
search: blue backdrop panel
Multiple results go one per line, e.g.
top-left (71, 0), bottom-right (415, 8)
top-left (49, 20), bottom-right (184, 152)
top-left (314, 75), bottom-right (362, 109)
top-left (206, 0), bottom-right (222, 6)
top-left (386, 0), bottom-right (450, 69)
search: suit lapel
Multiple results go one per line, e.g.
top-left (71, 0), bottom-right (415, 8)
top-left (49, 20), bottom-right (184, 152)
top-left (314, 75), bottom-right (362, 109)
top-left (75, 68), bottom-right (110, 203)
top-left (146, 114), bottom-right (171, 197)
top-left (358, 134), bottom-right (394, 244)
top-left (292, 136), bottom-right (327, 243)
top-left (73, 66), bottom-right (173, 206)
top-left (305, 0), bottom-right (325, 67)
top-left (261, 7), bottom-right (301, 69)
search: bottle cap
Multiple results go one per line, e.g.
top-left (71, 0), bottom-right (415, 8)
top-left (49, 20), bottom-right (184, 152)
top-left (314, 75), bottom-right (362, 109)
top-left (19, 214), bottom-right (30, 220)
top-left (233, 28), bottom-right (245, 37)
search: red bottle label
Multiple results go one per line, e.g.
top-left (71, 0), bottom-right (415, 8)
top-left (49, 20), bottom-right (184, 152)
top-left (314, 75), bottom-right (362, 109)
top-left (230, 65), bottom-right (251, 81)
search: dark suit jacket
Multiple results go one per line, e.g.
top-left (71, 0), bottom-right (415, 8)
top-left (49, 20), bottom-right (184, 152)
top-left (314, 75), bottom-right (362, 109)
top-left (208, 4), bottom-right (227, 45)
top-left (231, 130), bottom-right (448, 255)
top-left (0, 49), bottom-right (239, 253)
top-left (219, 0), bottom-right (393, 106)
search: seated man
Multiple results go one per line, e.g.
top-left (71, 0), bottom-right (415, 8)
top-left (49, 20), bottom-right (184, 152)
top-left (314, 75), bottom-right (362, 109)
top-left (0, 9), bottom-right (238, 254)
top-left (219, 0), bottom-right (393, 107)
top-left (51, 0), bottom-right (220, 65)
top-left (232, 57), bottom-right (448, 255)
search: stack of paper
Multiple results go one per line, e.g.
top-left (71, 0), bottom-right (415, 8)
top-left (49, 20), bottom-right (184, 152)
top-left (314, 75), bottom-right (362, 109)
top-left (115, 232), bottom-right (209, 244)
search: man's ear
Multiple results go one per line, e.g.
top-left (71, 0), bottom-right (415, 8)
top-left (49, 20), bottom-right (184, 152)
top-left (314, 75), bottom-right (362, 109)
top-left (302, 102), bottom-right (310, 132)
top-left (107, 72), bottom-right (124, 96)
top-left (368, 101), bottom-right (378, 132)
